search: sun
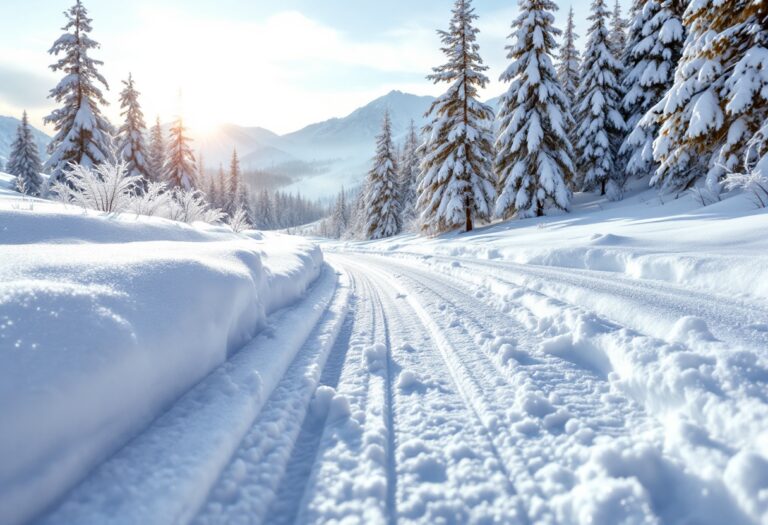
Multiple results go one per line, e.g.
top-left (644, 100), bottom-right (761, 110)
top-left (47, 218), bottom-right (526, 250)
top-left (184, 108), bottom-right (222, 137)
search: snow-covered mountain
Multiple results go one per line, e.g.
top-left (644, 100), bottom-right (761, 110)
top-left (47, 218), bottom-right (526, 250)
top-left (283, 90), bottom-right (435, 154)
top-left (192, 90), bottom-right (437, 196)
top-left (0, 116), bottom-right (50, 166)
top-left (0, 90), bottom-right (492, 196)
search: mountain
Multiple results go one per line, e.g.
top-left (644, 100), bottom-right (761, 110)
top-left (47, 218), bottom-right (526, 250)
top-left (0, 116), bottom-right (50, 167)
top-left (193, 124), bottom-right (298, 169)
top-left (283, 90), bottom-right (435, 154)
top-left (0, 91), bottom-right (495, 197)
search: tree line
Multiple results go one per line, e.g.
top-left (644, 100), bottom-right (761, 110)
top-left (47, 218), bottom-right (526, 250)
top-left (5, 0), bottom-right (320, 229)
top-left (330, 0), bottom-right (766, 239)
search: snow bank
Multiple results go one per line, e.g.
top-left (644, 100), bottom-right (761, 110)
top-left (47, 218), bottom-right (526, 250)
top-left (335, 181), bottom-right (768, 302)
top-left (0, 198), bottom-right (323, 525)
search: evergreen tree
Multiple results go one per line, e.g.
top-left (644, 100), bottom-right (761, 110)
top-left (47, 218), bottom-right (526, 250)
top-left (496, 0), bottom-right (575, 218)
top-left (254, 188), bottom-right (274, 229)
top-left (398, 120), bottom-right (422, 228)
top-left (116, 73), bottom-right (150, 189)
top-left (648, 0), bottom-right (768, 191)
top-left (147, 117), bottom-right (165, 183)
top-left (363, 111), bottom-right (402, 239)
top-left (331, 186), bottom-right (349, 238)
top-left (164, 116), bottom-right (196, 190)
top-left (227, 148), bottom-right (243, 215)
top-left (610, 0), bottom-right (629, 59)
top-left (574, 0), bottom-right (626, 197)
top-left (8, 111), bottom-right (44, 196)
top-left (619, 0), bottom-right (685, 179)
top-left (216, 164), bottom-right (228, 209)
top-left (44, 0), bottom-right (112, 184)
top-left (419, 0), bottom-right (496, 233)
top-left (557, 6), bottom-right (581, 106)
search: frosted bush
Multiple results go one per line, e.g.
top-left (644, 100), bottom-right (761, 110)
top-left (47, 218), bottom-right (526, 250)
top-left (724, 124), bottom-right (768, 208)
top-left (50, 160), bottom-right (227, 224)
top-left (228, 207), bottom-right (251, 233)
top-left (166, 188), bottom-right (226, 224)
top-left (127, 181), bottom-right (172, 217)
top-left (50, 160), bottom-right (138, 214)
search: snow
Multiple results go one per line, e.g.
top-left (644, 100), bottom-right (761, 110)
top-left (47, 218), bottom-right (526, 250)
top-left (0, 184), bottom-right (323, 525)
top-left (4, 167), bottom-right (768, 525)
top-left (323, 180), bottom-right (768, 524)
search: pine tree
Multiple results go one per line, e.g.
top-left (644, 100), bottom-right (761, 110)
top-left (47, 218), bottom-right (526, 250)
top-left (331, 186), bottom-right (349, 238)
top-left (363, 111), bottom-right (402, 239)
top-left (254, 188), bottom-right (274, 229)
top-left (147, 116), bottom-right (165, 182)
top-left (574, 0), bottom-right (626, 197)
top-left (419, 0), bottom-right (497, 233)
top-left (495, 0), bottom-right (575, 219)
top-left (116, 73), bottom-right (150, 190)
top-left (8, 111), bottom-right (44, 196)
top-left (619, 0), bottom-right (685, 179)
top-left (398, 120), bottom-right (422, 228)
top-left (227, 148), bottom-right (242, 215)
top-left (164, 116), bottom-right (196, 190)
top-left (557, 7), bottom-right (581, 106)
top-left (647, 0), bottom-right (767, 192)
top-left (610, 0), bottom-right (629, 59)
top-left (44, 0), bottom-right (112, 184)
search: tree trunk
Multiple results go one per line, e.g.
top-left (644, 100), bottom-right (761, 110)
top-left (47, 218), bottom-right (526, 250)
top-left (465, 203), bottom-right (473, 232)
top-left (600, 179), bottom-right (606, 196)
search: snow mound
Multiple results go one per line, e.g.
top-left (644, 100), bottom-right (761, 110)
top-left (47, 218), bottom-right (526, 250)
top-left (0, 201), bottom-right (323, 525)
top-left (364, 343), bottom-right (387, 372)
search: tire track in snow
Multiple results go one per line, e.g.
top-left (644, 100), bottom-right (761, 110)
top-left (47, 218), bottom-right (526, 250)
top-left (363, 251), bottom-right (768, 352)
top-left (344, 254), bottom-right (669, 523)
top-left (345, 253), bottom-right (756, 524)
top-left (37, 265), bottom-right (342, 525)
top-left (333, 256), bottom-right (526, 524)
top-left (290, 270), bottom-right (395, 524)
top-left (191, 270), bottom-right (352, 524)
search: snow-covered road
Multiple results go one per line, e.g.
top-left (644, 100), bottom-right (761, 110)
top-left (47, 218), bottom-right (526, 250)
top-left (36, 249), bottom-right (768, 525)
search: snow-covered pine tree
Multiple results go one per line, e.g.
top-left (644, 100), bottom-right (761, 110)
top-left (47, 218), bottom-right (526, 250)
top-left (164, 116), bottom-right (196, 190)
top-left (227, 148), bottom-right (242, 215)
top-left (147, 116), bottom-right (165, 182)
top-left (574, 0), bottom-right (626, 197)
top-left (619, 0), bottom-right (685, 179)
top-left (331, 186), bottom-right (349, 238)
top-left (557, 6), bottom-right (581, 106)
top-left (495, 0), bottom-right (575, 219)
top-left (44, 0), bottom-right (112, 185)
top-left (610, 0), bottom-right (629, 59)
top-left (8, 111), bottom-right (44, 196)
top-left (649, 0), bottom-right (767, 192)
top-left (201, 153), bottom-right (219, 207)
top-left (363, 111), bottom-right (402, 239)
top-left (398, 120), bottom-right (422, 228)
top-left (116, 73), bottom-right (150, 190)
top-left (419, 0), bottom-right (496, 233)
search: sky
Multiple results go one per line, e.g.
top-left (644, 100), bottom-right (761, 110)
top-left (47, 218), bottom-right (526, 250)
top-left (0, 0), bottom-right (630, 136)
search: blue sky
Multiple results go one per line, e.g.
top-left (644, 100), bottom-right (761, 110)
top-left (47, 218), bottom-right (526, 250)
top-left (0, 0), bottom-right (629, 135)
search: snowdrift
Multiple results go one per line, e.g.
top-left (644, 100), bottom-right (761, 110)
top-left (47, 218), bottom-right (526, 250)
top-left (0, 193), bottom-right (323, 525)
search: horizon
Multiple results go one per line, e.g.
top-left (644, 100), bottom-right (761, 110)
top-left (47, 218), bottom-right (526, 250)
top-left (0, 0), bottom-right (630, 136)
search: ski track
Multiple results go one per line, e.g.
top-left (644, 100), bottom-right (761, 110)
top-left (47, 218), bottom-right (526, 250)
top-left (32, 249), bottom-right (767, 525)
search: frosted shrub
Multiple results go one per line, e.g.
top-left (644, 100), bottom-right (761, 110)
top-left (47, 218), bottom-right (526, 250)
top-left (51, 160), bottom-right (138, 214)
top-left (166, 188), bottom-right (226, 224)
top-left (50, 160), bottom-right (227, 224)
top-left (127, 181), bottom-right (172, 217)
top-left (725, 125), bottom-right (768, 208)
top-left (228, 207), bottom-right (251, 233)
